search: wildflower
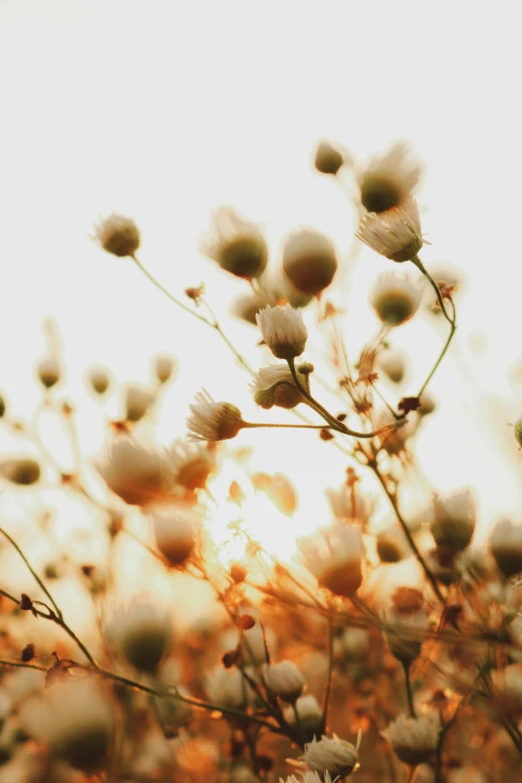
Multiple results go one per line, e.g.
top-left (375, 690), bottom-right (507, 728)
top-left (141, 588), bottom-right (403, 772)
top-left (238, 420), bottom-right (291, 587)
top-left (154, 353), bottom-right (176, 384)
top-left (431, 487), bottom-right (476, 552)
top-left (383, 587), bottom-right (429, 665)
top-left (108, 599), bottom-right (172, 673)
top-left (490, 663), bottom-right (522, 717)
top-left (186, 389), bottom-right (245, 442)
top-left (385, 713), bottom-right (440, 765)
top-left (356, 196), bottom-right (423, 263)
top-left (87, 365), bottom-right (111, 395)
top-left (282, 229), bottom-right (338, 296)
top-left (262, 660), bottom-right (305, 702)
top-left (250, 363), bottom-right (305, 410)
top-left (376, 408), bottom-right (418, 456)
top-left (36, 355), bottom-right (61, 389)
top-left (314, 140), bottom-right (345, 175)
top-left (304, 735), bottom-right (358, 778)
top-left (376, 346), bottom-right (407, 384)
top-left (490, 518), bottom-right (522, 578)
top-left (168, 437), bottom-right (215, 491)
top-left (20, 679), bottom-right (115, 770)
top-left (150, 503), bottom-right (197, 566)
top-left (325, 481), bottom-right (377, 526)
top-left (231, 291), bottom-right (268, 326)
top-left (96, 436), bottom-right (175, 507)
top-left (370, 270), bottom-right (425, 326)
top-left (336, 628), bottom-right (371, 662)
top-left (124, 383), bottom-right (155, 422)
top-left (514, 414), bottom-right (522, 448)
top-left (302, 523), bottom-right (363, 598)
top-left (201, 206), bottom-right (268, 279)
top-left (205, 666), bottom-right (254, 710)
top-left (256, 304), bottom-right (308, 360)
top-left (0, 457), bottom-right (41, 485)
top-left (377, 527), bottom-right (409, 563)
top-left (283, 694), bottom-right (322, 733)
top-left (94, 213), bottom-right (140, 257)
top-left (358, 142), bottom-right (422, 214)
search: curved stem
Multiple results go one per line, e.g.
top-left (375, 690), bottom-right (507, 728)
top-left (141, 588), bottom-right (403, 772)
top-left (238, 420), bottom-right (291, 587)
top-left (417, 309), bottom-right (456, 398)
top-left (410, 255), bottom-right (454, 327)
top-left (242, 421), bottom-right (336, 431)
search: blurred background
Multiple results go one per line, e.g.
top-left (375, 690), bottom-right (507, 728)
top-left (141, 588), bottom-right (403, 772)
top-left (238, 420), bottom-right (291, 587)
top-left (1, 0), bottom-right (522, 544)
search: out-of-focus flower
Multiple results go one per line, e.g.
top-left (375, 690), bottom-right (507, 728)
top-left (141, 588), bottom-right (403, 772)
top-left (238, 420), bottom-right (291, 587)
top-left (490, 663), bottom-right (522, 717)
top-left (0, 392), bottom-right (6, 417)
top-left (283, 694), bottom-right (322, 733)
top-left (357, 196), bottom-right (423, 263)
top-left (325, 482), bottom-right (377, 526)
top-left (154, 354), bottom-right (177, 385)
top-left (282, 229), bottom-right (338, 296)
top-left (314, 140), bottom-right (345, 175)
top-left (383, 587), bottom-right (429, 665)
top-left (376, 346), bottom-right (407, 384)
top-left (168, 437), bottom-right (215, 491)
top-left (201, 206), bottom-right (268, 279)
top-left (262, 660), bottom-right (305, 702)
top-left (231, 291), bottom-right (268, 326)
top-left (513, 415), bottom-right (522, 448)
top-left (369, 270), bottom-right (424, 326)
top-left (124, 383), bottom-right (155, 422)
top-left (301, 523), bottom-right (363, 598)
top-left (231, 764), bottom-right (261, 783)
top-left (304, 735), bottom-right (358, 778)
top-left (87, 365), bottom-right (111, 395)
top-left (0, 456), bottom-right (41, 485)
top-left (250, 363), bottom-right (305, 410)
top-left (96, 436), bottom-right (175, 506)
top-left (418, 390), bottom-right (437, 417)
top-left (256, 304), bottom-right (308, 360)
top-left (281, 773), bottom-right (336, 783)
top-left (385, 713), bottom-right (440, 765)
top-left (431, 488), bottom-right (476, 552)
top-left (358, 142), bottom-right (422, 214)
top-left (251, 471), bottom-right (298, 515)
top-left (490, 518), bottom-right (522, 578)
top-left (376, 408), bottom-right (418, 456)
top-left (376, 527), bottom-right (409, 563)
top-left (186, 389), bottom-right (245, 442)
top-left (205, 666), bottom-right (254, 710)
top-left (150, 503), bottom-right (197, 566)
top-left (94, 213), bottom-right (140, 257)
top-left (336, 627), bottom-right (371, 662)
top-left (108, 599), bottom-right (172, 673)
top-left (36, 355), bottom-right (61, 389)
top-left (20, 679), bottom-right (115, 770)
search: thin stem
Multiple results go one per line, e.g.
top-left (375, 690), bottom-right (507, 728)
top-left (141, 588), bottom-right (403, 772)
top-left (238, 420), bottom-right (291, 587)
top-left (321, 619), bottom-right (335, 732)
top-left (410, 255), bottom-right (454, 326)
top-left (368, 465), bottom-right (445, 604)
top-left (242, 421), bottom-right (336, 431)
top-left (402, 662), bottom-right (416, 717)
top-left (0, 659), bottom-right (47, 671)
top-left (417, 308), bottom-right (456, 398)
top-left (200, 297), bottom-right (254, 374)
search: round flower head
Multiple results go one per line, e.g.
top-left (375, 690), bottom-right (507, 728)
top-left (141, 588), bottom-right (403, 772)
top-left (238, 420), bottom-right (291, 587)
top-left (150, 503), bottom-right (197, 566)
top-left (383, 587), bottom-right (429, 665)
top-left (94, 213), bottom-right (140, 257)
top-left (186, 389), bottom-right (244, 442)
top-left (370, 270), bottom-right (425, 326)
top-left (250, 363), bottom-right (305, 410)
top-left (108, 599), bottom-right (172, 673)
top-left (514, 415), bottom-right (522, 448)
top-left (262, 660), bottom-right (305, 702)
top-left (36, 355), bottom-right (61, 389)
top-left (356, 196), bottom-right (423, 263)
top-left (358, 142), bottom-right (422, 214)
top-left (314, 139), bottom-right (345, 175)
top-left (490, 518), bottom-right (522, 578)
top-left (168, 437), bottom-right (215, 491)
top-left (376, 346), bottom-right (407, 384)
top-left (0, 456), bottom-right (41, 486)
top-left (96, 436), bottom-right (175, 507)
top-left (256, 304), bottom-right (308, 360)
top-left (154, 353), bottom-right (176, 384)
top-left (87, 365), bottom-right (111, 395)
top-left (205, 666), bottom-right (255, 710)
top-left (201, 206), bottom-right (268, 279)
top-left (283, 694), bottom-right (322, 734)
top-left (282, 229), bottom-right (338, 296)
top-left (124, 383), bottom-right (155, 422)
top-left (386, 713), bottom-right (440, 766)
top-left (301, 523), bottom-right (363, 598)
top-left (431, 487), bottom-right (476, 552)
top-left (304, 735), bottom-right (358, 778)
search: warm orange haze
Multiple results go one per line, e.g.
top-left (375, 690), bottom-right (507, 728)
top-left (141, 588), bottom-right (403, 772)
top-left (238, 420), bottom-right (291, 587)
top-left (1, 1), bottom-right (522, 782)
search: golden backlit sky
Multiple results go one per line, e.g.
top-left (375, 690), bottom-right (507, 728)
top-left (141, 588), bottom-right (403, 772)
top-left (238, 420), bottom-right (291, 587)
top-left (1, 0), bottom-right (522, 541)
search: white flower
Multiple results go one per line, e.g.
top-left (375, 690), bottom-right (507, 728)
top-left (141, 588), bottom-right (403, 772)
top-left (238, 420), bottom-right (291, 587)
top-left (283, 694), bottom-right (322, 733)
top-left (154, 353), bottom-right (176, 384)
top-left (168, 437), bottom-right (215, 491)
top-left (301, 523), bottom-right (363, 598)
top-left (201, 206), bottom-right (268, 279)
top-left (431, 487), bottom-right (476, 552)
top-left (358, 141), bottom-right (422, 214)
top-left (490, 518), bottom-right (522, 578)
top-left (36, 355), bottom-right (61, 388)
top-left (150, 503), bottom-right (197, 566)
top-left (186, 389), bottom-right (244, 442)
top-left (369, 270), bottom-right (425, 326)
top-left (315, 139), bottom-right (345, 175)
top-left (282, 229), bottom-right (338, 296)
top-left (94, 212), bottom-right (140, 257)
top-left (108, 599), bottom-right (172, 673)
top-left (96, 435), bottom-right (175, 507)
top-left (124, 382), bottom-right (155, 422)
top-left (87, 364), bottom-right (111, 395)
top-left (256, 304), bottom-right (308, 360)
top-left (382, 587), bottom-right (429, 665)
top-left (356, 196), bottom-right (423, 263)
top-left (325, 483), bottom-right (377, 525)
top-left (262, 660), bottom-right (305, 702)
top-left (386, 713), bottom-right (440, 766)
top-left (376, 346), bottom-right (407, 383)
top-left (19, 679), bottom-right (115, 770)
top-left (250, 363), bottom-right (304, 410)
top-left (205, 667), bottom-right (254, 710)
top-left (0, 456), bottom-right (41, 486)
top-left (337, 628), bottom-right (371, 661)
top-left (304, 735), bottom-right (358, 778)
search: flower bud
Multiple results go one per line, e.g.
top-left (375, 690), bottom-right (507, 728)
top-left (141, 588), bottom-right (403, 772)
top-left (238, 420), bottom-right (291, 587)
top-left (377, 527), bottom-right (409, 562)
top-left (0, 457), bottom-right (41, 485)
top-left (150, 504), bottom-right (196, 566)
top-left (304, 735), bottom-right (358, 778)
top-left (250, 364), bottom-right (304, 410)
top-left (302, 523), bottom-right (363, 598)
top-left (94, 213), bottom-right (140, 257)
top-left (87, 365), bottom-right (111, 395)
top-left (337, 628), bottom-right (371, 662)
top-left (514, 414), bottom-right (522, 448)
top-left (282, 229), bottom-right (338, 296)
top-left (0, 393), bottom-right (6, 418)
top-left (431, 488), bottom-right (476, 552)
top-left (358, 142), bottom-right (422, 214)
top-left (256, 304), bottom-right (308, 360)
top-left (386, 713), bottom-right (440, 766)
top-left (283, 694), bottom-right (322, 734)
top-left (357, 196), bottom-right (423, 263)
top-left (36, 356), bottom-right (61, 389)
top-left (376, 347), bottom-right (407, 383)
top-left (383, 588), bottom-right (428, 665)
top-left (187, 390), bottom-right (244, 442)
top-left (96, 436), bottom-right (175, 507)
top-left (370, 271), bottom-right (424, 327)
top-left (490, 518), bottom-right (522, 578)
top-left (418, 390), bottom-right (437, 417)
top-left (154, 354), bottom-right (176, 385)
top-left (205, 667), bottom-right (254, 710)
top-left (109, 600), bottom-right (172, 673)
top-left (314, 140), bottom-right (344, 175)
top-left (125, 383), bottom-right (155, 422)
top-left (262, 660), bottom-right (305, 703)
top-left (201, 207), bottom-right (268, 279)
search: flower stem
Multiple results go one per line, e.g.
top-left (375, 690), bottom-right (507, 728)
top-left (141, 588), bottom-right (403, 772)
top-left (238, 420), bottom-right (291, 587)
top-left (320, 619), bottom-right (335, 733)
top-left (402, 662), bottom-right (416, 717)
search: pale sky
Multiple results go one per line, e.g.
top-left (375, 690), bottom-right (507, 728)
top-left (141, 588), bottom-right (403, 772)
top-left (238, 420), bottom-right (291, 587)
top-left (1, 0), bottom-right (522, 548)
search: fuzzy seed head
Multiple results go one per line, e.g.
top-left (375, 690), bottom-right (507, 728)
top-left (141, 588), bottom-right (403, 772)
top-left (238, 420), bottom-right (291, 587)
top-left (94, 213), bottom-right (140, 257)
